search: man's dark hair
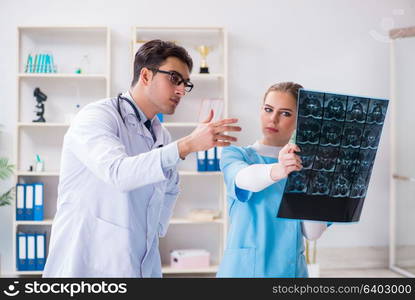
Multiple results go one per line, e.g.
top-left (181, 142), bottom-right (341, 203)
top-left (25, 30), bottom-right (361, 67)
top-left (131, 39), bottom-right (193, 86)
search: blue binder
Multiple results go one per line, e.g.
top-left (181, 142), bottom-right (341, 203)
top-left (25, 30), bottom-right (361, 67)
top-left (33, 183), bottom-right (44, 221)
top-left (35, 233), bottom-right (46, 271)
top-left (157, 113), bottom-right (163, 122)
top-left (35, 54), bottom-right (43, 73)
top-left (26, 233), bottom-right (36, 270)
top-left (215, 147), bottom-right (222, 171)
top-left (46, 54), bottom-right (52, 73)
top-left (206, 148), bottom-right (216, 171)
top-left (197, 151), bottom-right (207, 172)
top-left (16, 184), bottom-right (25, 221)
top-left (16, 233), bottom-right (27, 271)
top-left (24, 184), bottom-right (34, 220)
top-left (41, 54), bottom-right (47, 73)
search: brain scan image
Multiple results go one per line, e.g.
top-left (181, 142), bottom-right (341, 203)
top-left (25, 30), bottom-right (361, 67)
top-left (346, 97), bottom-right (369, 123)
top-left (350, 172), bottom-right (370, 198)
top-left (342, 124), bottom-right (363, 148)
top-left (297, 144), bottom-right (317, 169)
top-left (297, 118), bottom-right (321, 144)
top-left (309, 171), bottom-right (332, 195)
top-left (361, 125), bottom-right (382, 149)
top-left (367, 99), bottom-right (387, 125)
top-left (286, 170), bottom-right (308, 193)
top-left (330, 173), bottom-right (352, 197)
top-left (336, 148), bottom-right (360, 173)
top-left (299, 91), bottom-right (323, 118)
top-left (320, 121), bottom-right (343, 146)
top-left (313, 146), bottom-right (339, 172)
top-left (279, 89), bottom-right (388, 222)
top-left (356, 149), bottom-right (376, 173)
top-left (324, 94), bottom-right (347, 121)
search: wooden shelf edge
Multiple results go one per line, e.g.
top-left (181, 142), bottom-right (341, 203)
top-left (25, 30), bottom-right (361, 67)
top-left (169, 218), bottom-right (224, 224)
top-left (162, 265), bottom-right (218, 274)
top-left (15, 219), bottom-right (53, 226)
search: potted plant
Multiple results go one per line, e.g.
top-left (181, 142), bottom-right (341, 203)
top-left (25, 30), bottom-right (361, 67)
top-left (305, 239), bottom-right (320, 277)
top-left (0, 157), bottom-right (15, 276)
top-left (0, 157), bottom-right (15, 206)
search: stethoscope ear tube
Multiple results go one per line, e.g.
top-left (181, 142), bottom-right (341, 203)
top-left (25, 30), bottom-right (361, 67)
top-left (117, 93), bottom-right (142, 125)
top-left (116, 93), bottom-right (163, 148)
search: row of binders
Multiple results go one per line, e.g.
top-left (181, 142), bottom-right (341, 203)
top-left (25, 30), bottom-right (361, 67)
top-left (16, 232), bottom-right (47, 271)
top-left (16, 183), bottom-right (44, 221)
top-left (197, 147), bottom-right (222, 172)
top-left (24, 53), bottom-right (57, 73)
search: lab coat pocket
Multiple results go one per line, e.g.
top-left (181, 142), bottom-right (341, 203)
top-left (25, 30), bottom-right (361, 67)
top-left (217, 247), bottom-right (256, 278)
top-left (86, 217), bottom-right (135, 276)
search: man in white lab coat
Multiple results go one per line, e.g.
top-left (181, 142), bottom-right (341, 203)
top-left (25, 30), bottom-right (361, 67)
top-left (43, 40), bottom-right (240, 277)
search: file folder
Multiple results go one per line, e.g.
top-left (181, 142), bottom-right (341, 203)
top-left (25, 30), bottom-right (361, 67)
top-left (33, 183), bottom-right (44, 221)
top-left (197, 151), bottom-right (207, 172)
top-left (49, 54), bottom-right (55, 73)
top-left (215, 147), bottom-right (222, 171)
top-left (35, 233), bottom-right (46, 271)
top-left (33, 54), bottom-right (39, 73)
top-left (16, 184), bottom-right (25, 221)
top-left (24, 184), bottom-right (34, 220)
top-left (16, 233), bottom-right (27, 271)
top-left (206, 148), bottom-right (216, 171)
top-left (26, 233), bottom-right (36, 270)
top-left (46, 54), bottom-right (52, 73)
top-left (37, 54), bottom-right (43, 73)
top-left (40, 54), bottom-right (46, 73)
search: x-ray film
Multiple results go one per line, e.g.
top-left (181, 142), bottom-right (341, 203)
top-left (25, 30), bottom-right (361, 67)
top-left (277, 89), bottom-right (388, 222)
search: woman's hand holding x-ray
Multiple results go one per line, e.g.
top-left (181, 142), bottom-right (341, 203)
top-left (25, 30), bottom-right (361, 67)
top-left (270, 143), bottom-right (303, 181)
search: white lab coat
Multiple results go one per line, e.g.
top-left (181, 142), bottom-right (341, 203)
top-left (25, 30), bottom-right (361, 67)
top-left (43, 92), bottom-right (180, 277)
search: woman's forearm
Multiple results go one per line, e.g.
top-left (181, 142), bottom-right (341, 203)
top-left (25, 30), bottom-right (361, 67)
top-left (235, 164), bottom-right (329, 240)
top-left (235, 163), bottom-right (278, 192)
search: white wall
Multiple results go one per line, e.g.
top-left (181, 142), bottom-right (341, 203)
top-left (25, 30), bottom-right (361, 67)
top-left (1, 0), bottom-right (415, 275)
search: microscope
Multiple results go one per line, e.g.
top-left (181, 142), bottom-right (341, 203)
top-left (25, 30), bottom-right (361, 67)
top-left (33, 87), bottom-right (47, 122)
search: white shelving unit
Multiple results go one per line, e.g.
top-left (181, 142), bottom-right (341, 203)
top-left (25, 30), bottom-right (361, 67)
top-left (13, 26), bottom-right (111, 276)
top-left (18, 73), bottom-right (108, 79)
top-left (132, 26), bottom-right (228, 276)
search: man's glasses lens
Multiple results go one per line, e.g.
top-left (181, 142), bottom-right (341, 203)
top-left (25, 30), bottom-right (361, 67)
top-left (170, 73), bottom-right (181, 85)
top-left (183, 82), bottom-right (193, 93)
top-left (169, 72), bottom-right (193, 92)
top-left (152, 69), bottom-right (193, 92)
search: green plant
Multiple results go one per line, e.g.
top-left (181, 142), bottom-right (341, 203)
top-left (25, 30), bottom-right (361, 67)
top-left (0, 157), bottom-right (15, 207)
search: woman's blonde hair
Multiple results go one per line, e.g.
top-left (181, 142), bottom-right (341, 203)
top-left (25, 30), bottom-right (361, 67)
top-left (263, 82), bottom-right (304, 103)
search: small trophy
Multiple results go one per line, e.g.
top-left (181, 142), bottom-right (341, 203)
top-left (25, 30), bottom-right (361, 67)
top-left (196, 45), bottom-right (212, 74)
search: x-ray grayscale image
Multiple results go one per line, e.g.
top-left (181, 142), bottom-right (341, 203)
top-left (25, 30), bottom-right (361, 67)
top-left (277, 89), bottom-right (388, 222)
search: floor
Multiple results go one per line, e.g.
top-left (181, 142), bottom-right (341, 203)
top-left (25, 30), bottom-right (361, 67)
top-left (320, 268), bottom-right (405, 278)
top-left (164, 268), bottom-right (408, 278)
top-left (1, 268), bottom-right (409, 278)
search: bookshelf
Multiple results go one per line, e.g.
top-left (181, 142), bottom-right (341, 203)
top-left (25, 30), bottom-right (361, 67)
top-left (13, 26), bottom-right (111, 276)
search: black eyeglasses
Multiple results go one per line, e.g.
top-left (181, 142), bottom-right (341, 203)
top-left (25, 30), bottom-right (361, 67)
top-left (150, 68), bottom-right (194, 92)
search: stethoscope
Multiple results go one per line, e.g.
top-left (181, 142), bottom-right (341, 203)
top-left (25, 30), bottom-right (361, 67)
top-left (116, 93), bottom-right (163, 148)
top-left (117, 93), bottom-right (142, 124)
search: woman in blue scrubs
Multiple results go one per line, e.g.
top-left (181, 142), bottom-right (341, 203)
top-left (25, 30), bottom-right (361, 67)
top-left (217, 82), bottom-right (328, 278)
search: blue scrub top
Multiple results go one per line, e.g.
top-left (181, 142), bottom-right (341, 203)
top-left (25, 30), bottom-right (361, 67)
top-left (217, 145), bottom-right (308, 278)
